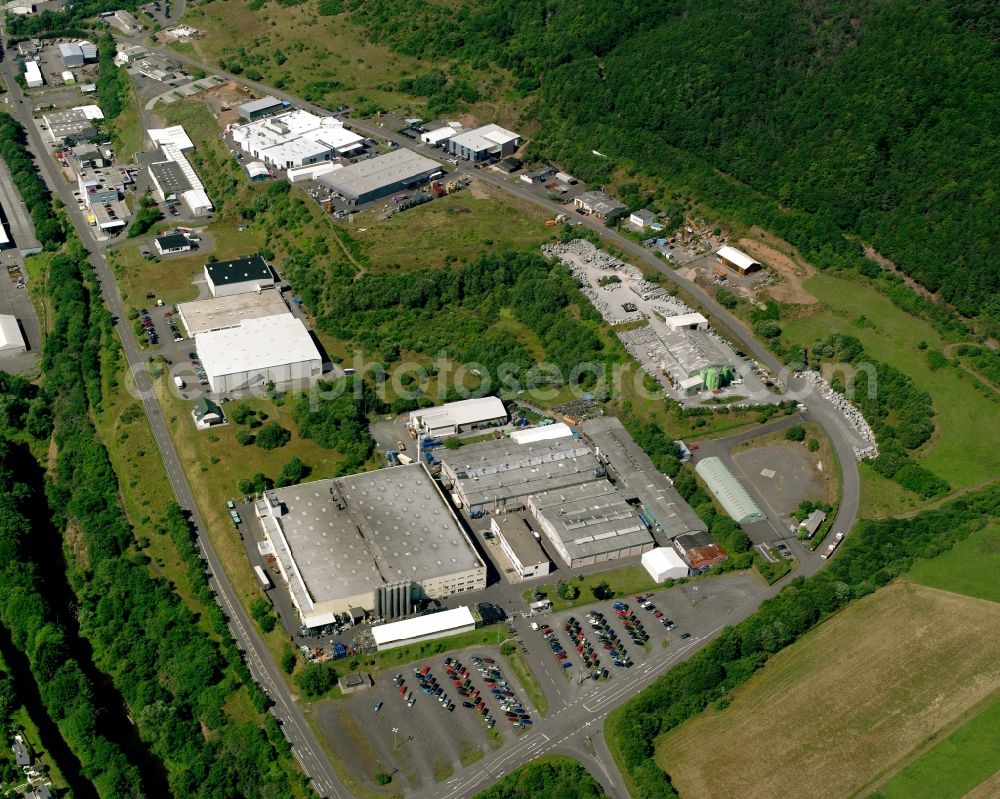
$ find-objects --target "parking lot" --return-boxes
[313,648,539,793]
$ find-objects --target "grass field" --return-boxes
[782,273,1000,496]
[655,581,1000,799]
[523,564,664,611]
[873,693,1000,799]
[502,647,548,717]
[908,524,1000,605]
[352,183,555,271]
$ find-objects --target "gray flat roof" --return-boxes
[581,416,705,539]
[650,327,734,379]
[240,96,283,114]
[319,149,441,199]
[266,464,481,606]
[439,437,600,508]
[177,289,288,335]
[529,480,653,559]
[492,515,548,567]
[149,159,192,193]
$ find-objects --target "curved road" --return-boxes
[9,26,865,798]
[0,40,346,799]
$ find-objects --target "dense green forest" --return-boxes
[350,0,1000,328]
[606,482,1000,798]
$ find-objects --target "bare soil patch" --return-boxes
[738,231,817,305]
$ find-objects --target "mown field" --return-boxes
[655,580,1000,799]
[781,273,1000,498]
[874,693,1000,799]
[908,524,1000,605]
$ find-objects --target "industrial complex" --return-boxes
[437,417,708,569]
[695,457,767,524]
[318,149,442,204]
[230,109,365,169]
[407,396,508,438]
[253,464,486,628]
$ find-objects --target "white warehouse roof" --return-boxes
[0,315,25,353]
[448,123,519,153]
[641,547,688,583]
[421,124,463,145]
[665,312,708,330]
[509,422,574,444]
[196,314,321,379]
[716,246,760,271]
[409,396,507,434]
[372,606,476,649]
[149,125,194,152]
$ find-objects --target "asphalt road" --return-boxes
[0,38,347,799]
[9,26,866,798]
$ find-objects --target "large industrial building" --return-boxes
[204,254,275,298]
[694,456,767,524]
[41,106,104,143]
[673,530,728,571]
[318,149,442,204]
[646,323,736,394]
[408,396,508,438]
[146,125,212,217]
[444,124,521,162]
[238,96,285,121]
[716,245,762,276]
[177,289,289,336]
[230,109,364,169]
[196,314,322,393]
[439,417,705,569]
[254,464,486,628]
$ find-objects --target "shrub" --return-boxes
[255,421,291,450]
[785,425,806,442]
[294,662,338,698]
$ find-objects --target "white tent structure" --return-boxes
[641,547,689,583]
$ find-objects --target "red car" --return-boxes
[654,611,664,618]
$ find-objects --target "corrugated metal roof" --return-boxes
[694,457,767,524]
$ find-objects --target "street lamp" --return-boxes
[391,727,399,751]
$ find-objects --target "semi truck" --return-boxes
[820,531,845,560]
[253,565,273,589]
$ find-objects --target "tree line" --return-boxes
[0,114,64,249]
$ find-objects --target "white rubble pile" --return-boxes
[800,370,879,460]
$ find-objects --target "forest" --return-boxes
[350,0,1000,329]
[605,482,1000,798]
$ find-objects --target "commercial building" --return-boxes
[195,314,321,393]
[420,123,463,146]
[41,106,104,143]
[285,161,341,183]
[694,457,767,524]
[444,124,521,162]
[318,149,442,204]
[0,315,26,354]
[716,245,762,276]
[372,606,477,651]
[177,288,288,336]
[58,42,84,68]
[581,417,707,541]
[77,168,119,208]
[664,312,708,331]
[112,9,141,34]
[254,464,486,628]
[154,232,192,255]
[24,60,43,87]
[641,547,689,583]
[647,325,735,393]
[490,515,550,579]
[147,126,212,217]
[672,530,728,571]
[629,209,658,229]
[238,96,285,121]
[203,254,275,298]
[148,126,195,152]
[574,190,627,221]
[508,422,574,445]
[230,110,364,169]
[527,481,655,568]
[77,40,97,61]
[407,396,508,438]
[438,436,600,514]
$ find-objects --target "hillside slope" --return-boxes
[352,0,1000,325]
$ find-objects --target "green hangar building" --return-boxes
[694,456,767,524]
